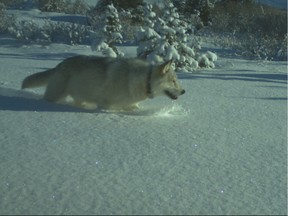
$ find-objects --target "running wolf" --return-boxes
[22,55,185,110]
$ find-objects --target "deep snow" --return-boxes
[0,36,287,215]
[0,4,287,214]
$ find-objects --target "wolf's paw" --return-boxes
[122,104,140,111]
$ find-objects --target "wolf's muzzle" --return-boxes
[165,89,185,100]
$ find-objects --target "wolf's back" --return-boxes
[22,68,55,89]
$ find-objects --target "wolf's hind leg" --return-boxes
[44,73,67,103]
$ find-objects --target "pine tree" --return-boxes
[172,0,186,17]
[92,3,124,57]
[95,0,144,12]
[38,0,66,12]
[70,0,89,15]
[146,2,180,64]
[147,1,200,71]
[137,1,217,71]
[184,0,214,26]
[136,4,160,59]
[103,4,123,46]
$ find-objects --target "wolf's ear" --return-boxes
[158,59,173,76]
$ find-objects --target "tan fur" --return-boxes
[22,55,185,110]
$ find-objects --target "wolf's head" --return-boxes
[150,60,185,100]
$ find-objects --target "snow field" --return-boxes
[0,40,287,214]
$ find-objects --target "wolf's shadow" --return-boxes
[0,87,156,115]
[0,87,177,116]
[0,87,91,113]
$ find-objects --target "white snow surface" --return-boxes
[2,0,288,205]
[0,37,287,215]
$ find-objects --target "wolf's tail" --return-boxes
[22,69,55,89]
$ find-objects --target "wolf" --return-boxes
[22,55,185,110]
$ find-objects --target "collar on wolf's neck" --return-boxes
[146,65,154,99]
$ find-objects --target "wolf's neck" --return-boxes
[146,65,154,99]
[129,68,152,102]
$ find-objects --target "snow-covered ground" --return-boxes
[0,37,287,215]
[0,7,287,215]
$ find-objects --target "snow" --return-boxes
[78,0,98,7]
[92,41,117,57]
[257,0,288,9]
[0,9,287,216]
[7,9,87,25]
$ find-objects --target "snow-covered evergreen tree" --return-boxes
[140,2,179,65]
[136,4,160,59]
[146,2,200,72]
[183,0,214,26]
[92,3,124,57]
[172,0,186,17]
[198,51,217,68]
[38,0,66,12]
[137,1,217,72]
